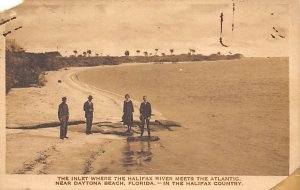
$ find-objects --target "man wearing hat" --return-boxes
[58,97,69,139]
[83,95,94,134]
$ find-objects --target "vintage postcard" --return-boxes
[0,0,299,189]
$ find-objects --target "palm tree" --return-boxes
[73,50,78,57]
[125,50,130,56]
[87,50,92,57]
[170,49,174,55]
[95,53,99,57]
[136,50,140,56]
[155,48,158,55]
[189,49,196,55]
[144,52,148,56]
[161,53,166,56]
[192,49,196,55]
[83,52,87,57]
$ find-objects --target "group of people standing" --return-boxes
[122,94,152,137]
[57,94,152,140]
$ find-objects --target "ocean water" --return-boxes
[77,58,289,175]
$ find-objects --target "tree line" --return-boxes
[5,41,243,93]
[71,48,200,57]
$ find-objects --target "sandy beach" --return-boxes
[6,64,167,175]
[6,57,289,175]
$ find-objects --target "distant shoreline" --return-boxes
[6,56,288,94]
[6,50,246,93]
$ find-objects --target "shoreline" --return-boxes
[6,63,166,128]
[5,56,287,128]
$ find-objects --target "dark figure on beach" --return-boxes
[140,96,152,137]
[123,94,134,133]
[58,97,69,139]
[83,95,94,135]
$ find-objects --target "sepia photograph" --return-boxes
[0,0,299,189]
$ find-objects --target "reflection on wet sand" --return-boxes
[61,120,180,174]
[121,120,181,172]
[123,140,153,171]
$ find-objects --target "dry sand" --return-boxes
[6,57,289,176]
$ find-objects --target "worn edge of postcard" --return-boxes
[0,0,299,190]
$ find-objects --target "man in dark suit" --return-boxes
[58,97,69,139]
[83,95,94,134]
[139,96,152,137]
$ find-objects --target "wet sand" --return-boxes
[77,57,289,175]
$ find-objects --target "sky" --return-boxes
[1,0,290,57]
